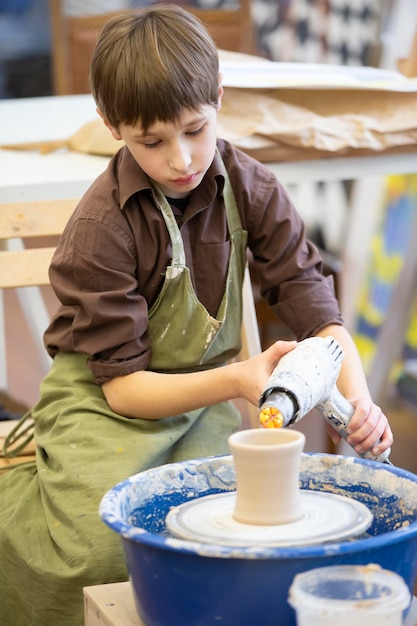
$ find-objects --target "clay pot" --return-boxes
[228,428,305,525]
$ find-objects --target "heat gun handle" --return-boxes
[316,389,391,465]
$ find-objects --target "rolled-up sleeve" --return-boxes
[46,211,152,384]
[225,144,343,339]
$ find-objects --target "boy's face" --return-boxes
[102,101,220,199]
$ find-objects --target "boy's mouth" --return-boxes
[172,174,198,186]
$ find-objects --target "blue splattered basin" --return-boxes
[99,453,417,626]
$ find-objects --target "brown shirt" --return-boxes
[45,139,343,384]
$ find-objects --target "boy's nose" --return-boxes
[168,143,192,172]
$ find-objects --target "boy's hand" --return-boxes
[326,398,393,456]
[237,340,297,408]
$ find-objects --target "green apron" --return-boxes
[0,162,248,626]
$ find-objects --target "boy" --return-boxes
[0,5,392,625]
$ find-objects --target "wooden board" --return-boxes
[83,581,417,626]
[84,582,144,626]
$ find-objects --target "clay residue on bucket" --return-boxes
[301,454,417,533]
[123,453,417,552]
[127,457,236,534]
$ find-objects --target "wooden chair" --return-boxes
[0,198,78,469]
[48,0,258,95]
[0,199,78,290]
[0,198,79,390]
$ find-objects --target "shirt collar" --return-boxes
[116,147,153,209]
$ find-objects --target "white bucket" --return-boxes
[288,564,411,626]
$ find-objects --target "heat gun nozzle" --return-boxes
[259,406,284,429]
[258,390,298,429]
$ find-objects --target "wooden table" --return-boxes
[84,580,417,626]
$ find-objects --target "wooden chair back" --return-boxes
[0,198,78,469]
[0,199,78,289]
[48,0,257,95]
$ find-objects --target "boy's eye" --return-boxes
[144,140,161,149]
[186,125,204,137]
[140,122,206,147]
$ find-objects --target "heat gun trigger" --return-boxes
[324,410,348,431]
[317,390,392,465]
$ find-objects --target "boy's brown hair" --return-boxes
[90,4,220,131]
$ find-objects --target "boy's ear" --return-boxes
[96,108,123,141]
[217,73,224,110]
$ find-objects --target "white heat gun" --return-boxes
[258,335,392,464]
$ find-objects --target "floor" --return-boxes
[3,281,417,474]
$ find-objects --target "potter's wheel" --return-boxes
[166,490,373,547]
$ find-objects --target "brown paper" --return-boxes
[67,119,122,155]
[63,86,417,162]
[216,87,417,161]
